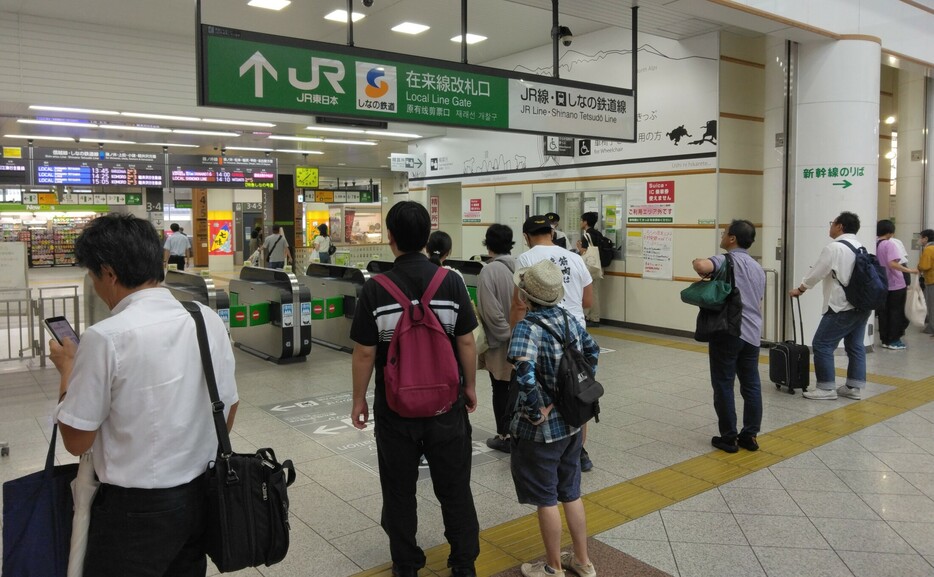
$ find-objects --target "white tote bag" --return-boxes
[581,233,604,279]
[68,452,100,577]
[906,276,927,327]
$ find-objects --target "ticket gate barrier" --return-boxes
[298,263,372,352]
[228,267,312,364]
[443,259,484,306]
[365,260,395,274]
[164,270,231,329]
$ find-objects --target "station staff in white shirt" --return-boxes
[50,214,238,577]
[163,222,191,270]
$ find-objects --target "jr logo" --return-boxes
[289,57,346,93]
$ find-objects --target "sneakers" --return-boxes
[803,387,837,400]
[521,561,565,577]
[737,434,759,451]
[560,552,597,577]
[486,435,511,453]
[711,436,738,453]
[881,340,907,350]
[836,385,862,400]
[580,448,594,472]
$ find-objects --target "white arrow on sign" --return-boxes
[239,51,277,98]
[314,424,347,435]
[270,404,296,412]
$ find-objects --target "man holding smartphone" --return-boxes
[49,214,238,577]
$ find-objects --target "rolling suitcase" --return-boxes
[770,297,810,394]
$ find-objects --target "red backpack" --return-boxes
[372,267,461,418]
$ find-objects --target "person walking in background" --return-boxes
[545,212,568,249]
[691,220,766,453]
[790,212,871,401]
[49,214,239,576]
[508,259,599,577]
[579,212,605,327]
[511,215,595,472]
[876,220,918,350]
[313,223,332,264]
[919,229,934,336]
[477,224,517,454]
[163,222,191,271]
[262,224,292,270]
[248,226,264,267]
[350,202,480,577]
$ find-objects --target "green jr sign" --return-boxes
[198,25,634,141]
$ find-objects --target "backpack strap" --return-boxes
[831,239,860,286]
[373,267,449,309]
[421,267,449,304]
[526,308,573,348]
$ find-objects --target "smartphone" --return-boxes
[44,317,79,346]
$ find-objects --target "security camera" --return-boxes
[562,34,573,47]
[554,25,573,47]
[362,0,374,6]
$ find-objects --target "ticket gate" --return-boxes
[298,263,372,352]
[443,259,485,305]
[227,267,312,364]
[365,260,395,274]
[164,270,231,329]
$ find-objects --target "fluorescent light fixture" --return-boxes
[303,126,365,134]
[450,33,487,44]
[78,138,137,144]
[4,134,75,141]
[29,105,120,115]
[225,146,275,152]
[392,22,430,34]
[72,189,93,193]
[140,142,200,148]
[19,119,95,127]
[202,118,277,127]
[98,124,172,133]
[275,149,325,155]
[122,112,202,122]
[884,150,896,159]
[172,129,240,137]
[269,135,324,142]
[322,138,377,146]
[366,130,422,138]
[884,116,896,125]
[324,9,364,22]
[247,0,291,10]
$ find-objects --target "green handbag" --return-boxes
[680,254,734,310]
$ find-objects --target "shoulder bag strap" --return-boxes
[831,239,859,286]
[269,235,283,254]
[527,314,566,347]
[421,267,449,303]
[182,301,233,458]
[372,271,413,308]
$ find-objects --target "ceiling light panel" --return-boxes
[275,149,325,154]
[29,105,119,115]
[78,138,136,144]
[247,0,291,9]
[225,146,275,152]
[366,131,422,138]
[98,125,172,133]
[139,142,200,148]
[18,119,96,127]
[324,10,364,23]
[304,126,365,134]
[172,129,240,137]
[450,34,487,44]
[322,139,377,146]
[269,135,324,142]
[392,22,430,35]
[202,119,277,127]
[4,134,75,141]
[122,112,202,122]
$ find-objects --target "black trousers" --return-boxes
[489,372,512,436]
[84,477,207,577]
[167,254,186,271]
[878,287,909,344]
[375,405,480,573]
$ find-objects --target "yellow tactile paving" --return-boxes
[349,327,934,577]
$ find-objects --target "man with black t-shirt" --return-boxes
[349,201,480,577]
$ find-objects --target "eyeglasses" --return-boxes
[829,221,837,227]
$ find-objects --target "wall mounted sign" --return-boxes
[168,155,277,189]
[0,147,28,185]
[33,148,164,186]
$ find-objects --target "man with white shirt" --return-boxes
[49,214,238,577]
[790,211,871,401]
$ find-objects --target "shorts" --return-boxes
[510,431,582,507]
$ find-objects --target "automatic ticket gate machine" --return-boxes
[442,259,485,306]
[227,267,312,364]
[298,263,373,352]
[164,270,231,329]
[365,260,395,274]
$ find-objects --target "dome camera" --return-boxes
[556,26,573,47]
[362,0,374,6]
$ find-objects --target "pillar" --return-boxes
[791,38,881,344]
[894,67,926,261]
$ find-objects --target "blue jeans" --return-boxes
[708,333,762,440]
[812,308,871,390]
[319,252,331,264]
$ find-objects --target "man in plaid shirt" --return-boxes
[508,259,600,577]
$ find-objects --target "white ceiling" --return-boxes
[0,0,781,177]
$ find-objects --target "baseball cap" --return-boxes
[523,215,552,235]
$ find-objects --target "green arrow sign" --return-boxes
[832,180,853,189]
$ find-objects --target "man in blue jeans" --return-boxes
[692,220,766,453]
[790,211,872,401]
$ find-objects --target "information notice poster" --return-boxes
[208,211,234,256]
[642,228,673,280]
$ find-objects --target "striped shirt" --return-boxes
[350,252,477,416]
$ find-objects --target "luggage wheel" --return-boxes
[0,443,8,457]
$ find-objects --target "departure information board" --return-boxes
[169,155,277,188]
[33,149,165,186]
[0,147,29,185]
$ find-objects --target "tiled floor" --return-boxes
[2,267,934,577]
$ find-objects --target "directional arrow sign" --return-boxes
[239,51,277,98]
[313,424,347,435]
[269,404,296,412]
[832,180,852,189]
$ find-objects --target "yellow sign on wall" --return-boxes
[295,167,319,189]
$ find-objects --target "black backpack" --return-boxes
[528,310,603,428]
[833,240,888,311]
[597,235,615,267]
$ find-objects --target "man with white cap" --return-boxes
[508,259,599,577]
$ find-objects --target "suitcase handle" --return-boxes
[790,296,805,345]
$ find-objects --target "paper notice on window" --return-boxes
[642,228,673,280]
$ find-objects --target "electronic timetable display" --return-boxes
[33,148,165,186]
[0,147,29,185]
[169,155,277,189]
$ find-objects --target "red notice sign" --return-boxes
[469,199,482,211]
[646,181,675,203]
